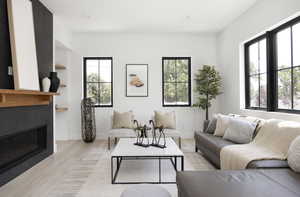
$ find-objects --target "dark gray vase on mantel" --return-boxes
[49,72,60,93]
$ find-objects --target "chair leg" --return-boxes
[179,137,182,149]
[108,137,111,150]
[114,137,118,145]
[195,146,198,152]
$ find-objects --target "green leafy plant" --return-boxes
[194,65,222,120]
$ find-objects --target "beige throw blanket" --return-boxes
[220,119,300,170]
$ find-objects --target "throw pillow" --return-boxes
[214,114,231,137]
[288,136,300,172]
[154,111,176,129]
[223,117,257,144]
[112,111,134,129]
[204,115,217,134]
[235,115,264,139]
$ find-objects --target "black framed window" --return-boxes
[275,22,300,111]
[245,37,267,109]
[162,57,191,107]
[245,16,300,113]
[83,57,113,107]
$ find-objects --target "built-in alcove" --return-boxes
[0,126,47,174]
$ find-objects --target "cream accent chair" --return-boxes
[107,111,136,150]
[152,111,182,148]
[108,128,136,150]
[164,129,182,148]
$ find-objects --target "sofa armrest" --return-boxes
[246,160,289,169]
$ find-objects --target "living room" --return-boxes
[0,0,300,197]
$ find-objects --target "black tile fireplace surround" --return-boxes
[0,0,54,187]
[0,125,47,174]
[0,105,53,187]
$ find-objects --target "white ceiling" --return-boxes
[41,0,258,33]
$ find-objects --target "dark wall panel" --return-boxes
[32,0,53,81]
[0,0,54,187]
[0,0,13,89]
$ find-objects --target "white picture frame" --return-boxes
[7,0,40,91]
[126,64,148,97]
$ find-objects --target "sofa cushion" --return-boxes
[108,129,136,138]
[204,116,217,134]
[154,111,176,129]
[195,132,235,156]
[223,118,257,144]
[164,129,181,137]
[214,114,231,137]
[177,169,300,197]
[112,111,134,129]
[260,169,300,195]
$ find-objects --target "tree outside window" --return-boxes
[162,57,191,106]
[84,58,113,107]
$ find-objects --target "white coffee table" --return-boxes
[111,138,184,184]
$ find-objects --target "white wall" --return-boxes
[217,0,300,121]
[69,33,218,139]
[54,16,72,49]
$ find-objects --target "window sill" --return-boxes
[92,105,113,108]
[163,105,191,108]
[240,108,300,117]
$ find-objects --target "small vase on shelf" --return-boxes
[49,72,60,93]
[42,77,51,92]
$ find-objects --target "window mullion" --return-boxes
[245,45,250,108]
[258,42,261,107]
[266,31,276,111]
[98,60,101,105]
[291,26,294,109]
[175,60,178,104]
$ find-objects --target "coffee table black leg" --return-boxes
[181,156,184,171]
[111,156,123,184]
[111,157,114,184]
[175,156,177,171]
[158,157,161,183]
[117,157,120,170]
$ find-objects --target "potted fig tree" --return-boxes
[194,65,222,130]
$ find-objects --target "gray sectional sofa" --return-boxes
[194,131,289,169]
[177,169,300,197]
[176,116,299,197]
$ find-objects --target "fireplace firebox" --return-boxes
[0,105,53,187]
[0,126,47,174]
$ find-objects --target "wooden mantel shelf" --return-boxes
[0,89,59,108]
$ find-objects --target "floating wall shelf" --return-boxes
[0,89,58,108]
[55,106,68,112]
[55,64,66,70]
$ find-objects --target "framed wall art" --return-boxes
[126,64,148,97]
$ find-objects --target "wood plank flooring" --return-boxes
[0,139,215,197]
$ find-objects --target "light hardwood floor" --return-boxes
[0,139,215,197]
